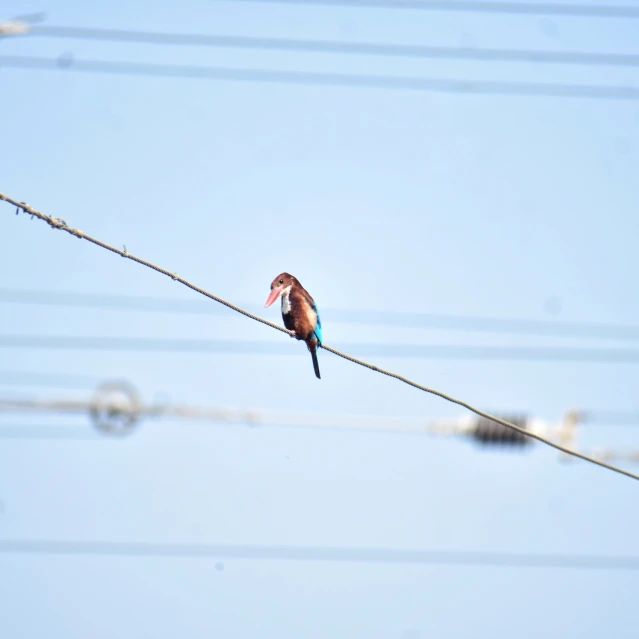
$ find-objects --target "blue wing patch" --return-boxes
[313,305,323,345]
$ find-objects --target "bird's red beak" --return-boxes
[265,287,282,308]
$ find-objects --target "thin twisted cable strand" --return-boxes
[2,192,638,482]
[0,194,292,338]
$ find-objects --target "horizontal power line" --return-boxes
[0,387,622,463]
[4,288,639,342]
[2,376,635,427]
[1,538,638,569]
[230,0,639,19]
[2,54,638,100]
[2,335,639,361]
[23,25,639,68]
[0,392,560,442]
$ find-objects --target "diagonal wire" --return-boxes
[0,195,289,337]
[2,192,638,482]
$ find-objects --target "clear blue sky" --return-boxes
[1,1,639,637]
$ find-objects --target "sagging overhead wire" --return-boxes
[2,192,638,482]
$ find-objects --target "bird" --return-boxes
[264,272,323,379]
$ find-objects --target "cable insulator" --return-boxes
[90,380,141,436]
[472,415,532,446]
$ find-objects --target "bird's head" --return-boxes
[265,272,295,307]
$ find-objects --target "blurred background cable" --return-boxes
[2,379,630,468]
[4,287,639,340]
[227,0,639,19]
[3,334,639,361]
[0,23,633,68]
[2,54,638,100]
[2,538,639,569]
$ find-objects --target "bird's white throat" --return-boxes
[280,286,292,314]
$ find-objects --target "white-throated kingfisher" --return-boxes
[264,272,323,379]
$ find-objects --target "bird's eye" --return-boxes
[279,279,284,284]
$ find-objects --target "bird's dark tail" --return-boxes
[308,341,321,379]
